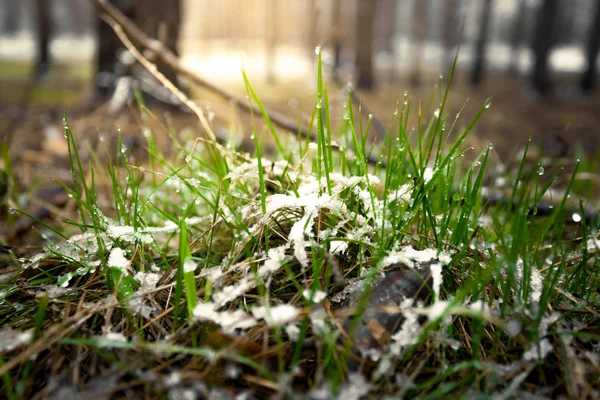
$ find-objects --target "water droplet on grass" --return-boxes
[537,167,545,176]
[572,213,582,223]
[314,45,321,55]
[8,207,15,214]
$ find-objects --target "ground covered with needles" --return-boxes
[1,55,600,399]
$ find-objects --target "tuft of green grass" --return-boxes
[0,52,598,399]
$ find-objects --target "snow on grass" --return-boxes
[389,298,421,356]
[252,304,300,326]
[303,289,326,303]
[193,302,257,333]
[107,247,130,271]
[0,327,32,352]
[182,258,198,274]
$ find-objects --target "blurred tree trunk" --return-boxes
[581,0,600,92]
[34,0,51,78]
[471,0,493,86]
[410,0,428,87]
[2,0,20,35]
[442,0,460,74]
[508,0,527,76]
[95,0,182,98]
[332,0,342,78]
[379,0,397,54]
[355,0,378,90]
[531,0,559,95]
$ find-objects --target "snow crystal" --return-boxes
[107,248,130,271]
[423,167,435,184]
[193,302,256,333]
[0,328,32,351]
[505,319,522,337]
[337,373,370,400]
[515,258,544,303]
[390,298,421,355]
[329,240,348,254]
[522,338,553,361]
[430,263,443,302]
[252,304,299,325]
[182,258,197,274]
[104,332,128,343]
[289,215,312,268]
[382,246,446,268]
[285,324,300,341]
[259,245,287,278]
[134,271,160,291]
[303,289,326,303]
[468,300,491,317]
[212,277,254,307]
[426,300,449,320]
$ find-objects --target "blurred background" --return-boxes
[1,0,600,164]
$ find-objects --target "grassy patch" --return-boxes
[0,54,599,399]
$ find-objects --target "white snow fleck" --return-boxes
[134,271,160,291]
[329,240,348,255]
[259,245,287,278]
[522,338,553,361]
[285,324,300,341]
[423,167,435,184]
[212,277,254,307]
[0,328,32,351]
[426,300,449,320]
[252,304,299,326]
[390,298,421,355]
[193,302,256,333]
[107,247,130,271]
[303,289,326,303]
[104,332,128,343]
[182,258,197,274]
[430,263,443,302]
[337,372,370,400]
[468,300,491,317]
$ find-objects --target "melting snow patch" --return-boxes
[252,304,299,326]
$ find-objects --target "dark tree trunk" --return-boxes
[2,0,20,35]
[379,0,397,54]
[34,0,51,78]
[508,0,527,76]
[471,0,493,86]
[531,0,559,95]
[581,0,600,92]
[355,0,378,90]
[95,0,182,98]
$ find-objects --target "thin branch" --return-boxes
[103,14,216,142]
